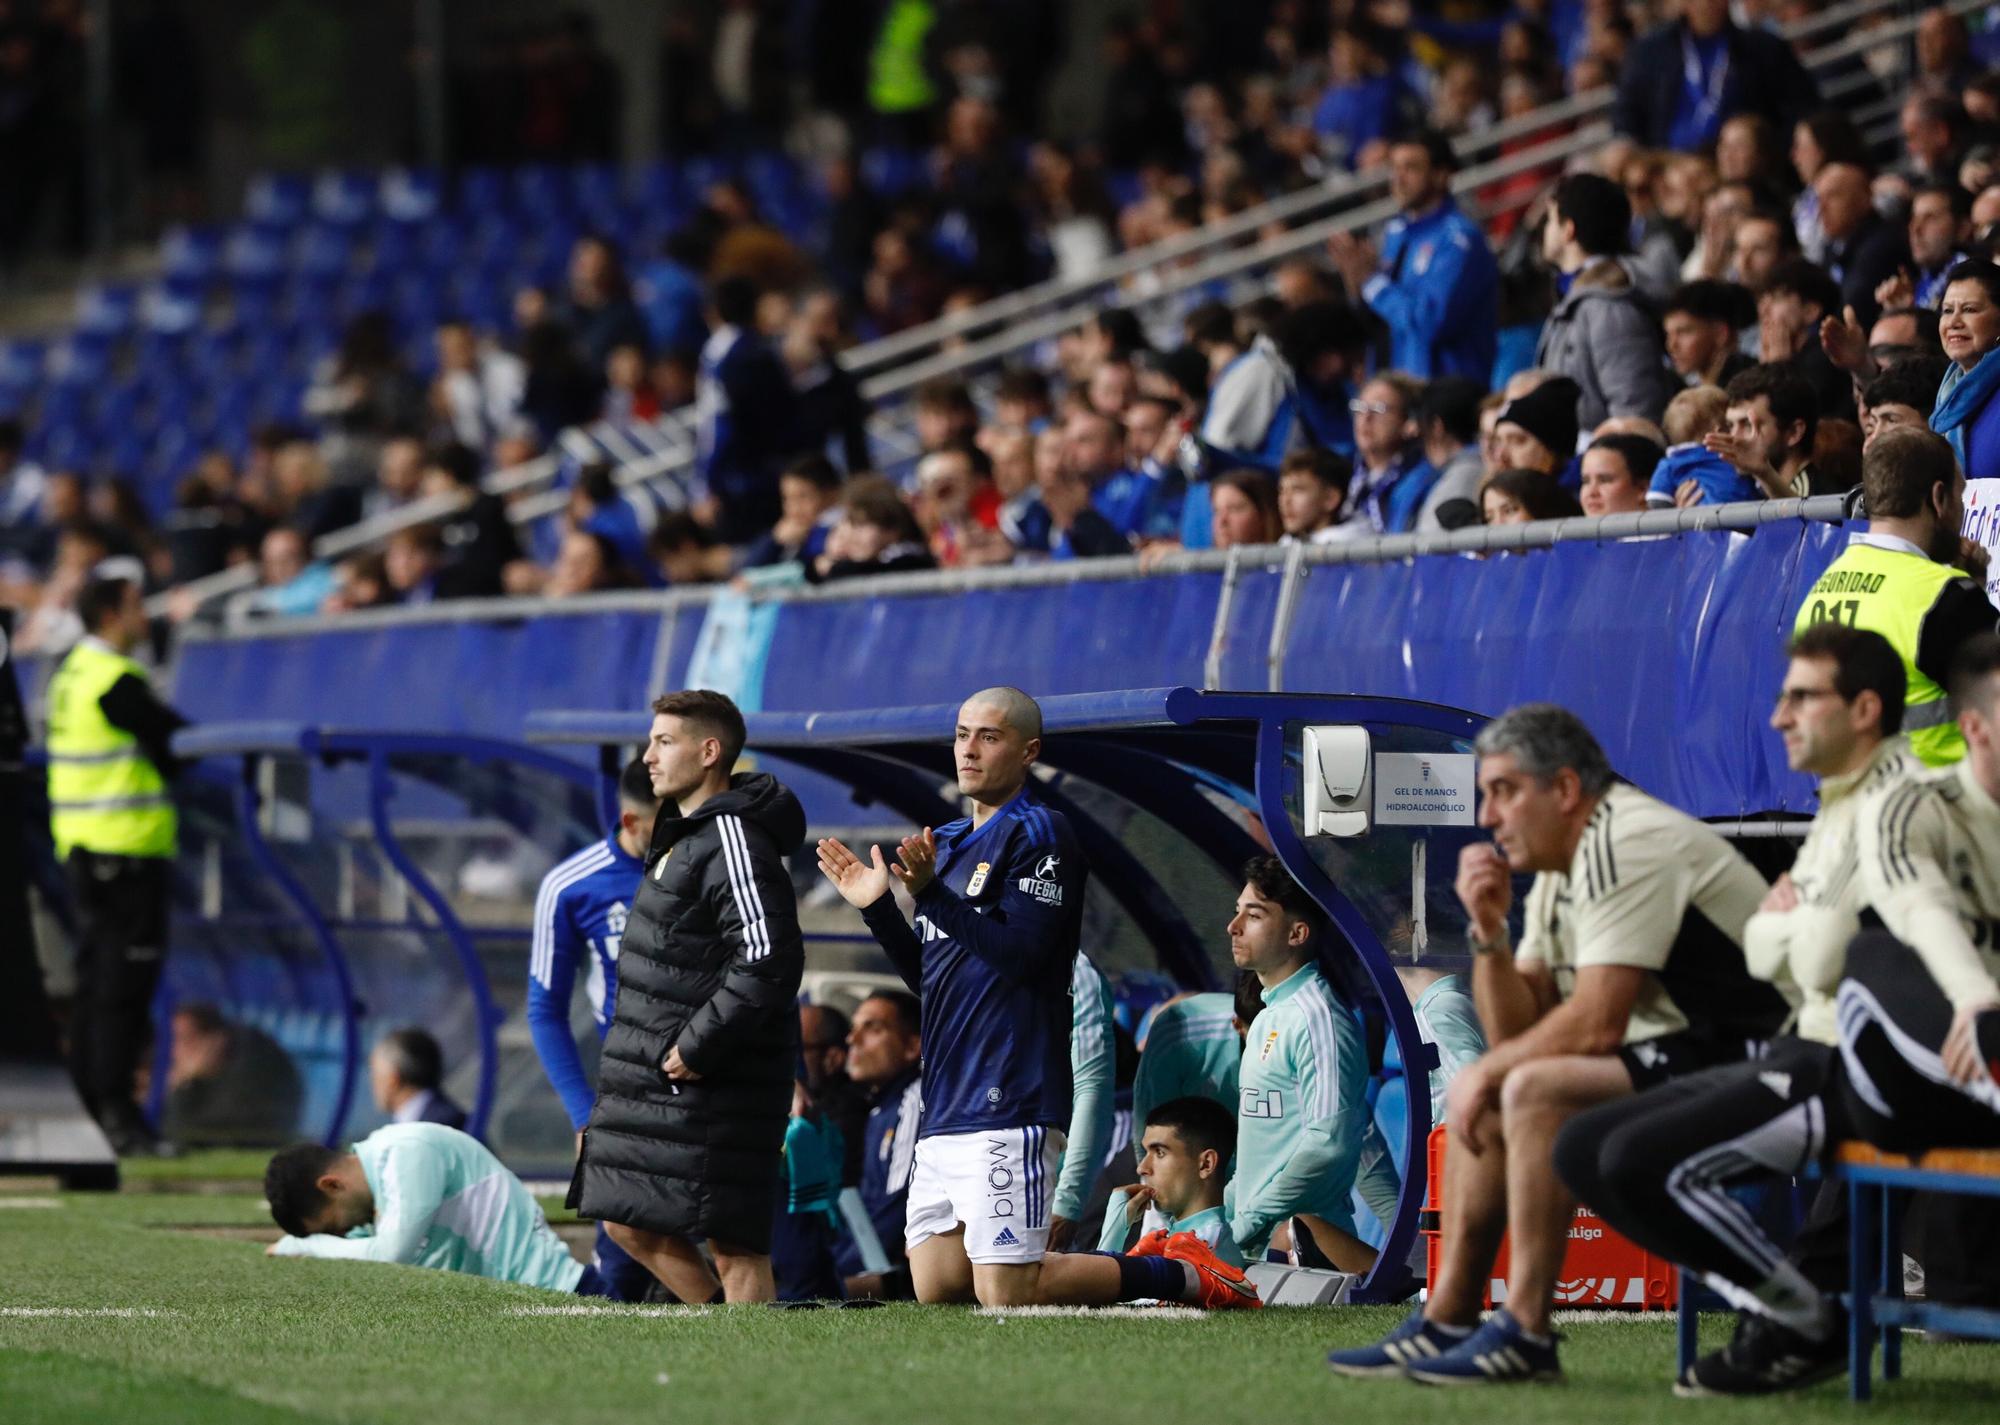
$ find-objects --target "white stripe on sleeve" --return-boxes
[716,815,772,961]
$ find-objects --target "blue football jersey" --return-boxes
[525,835,645,1131]
[860,786,1087,1140]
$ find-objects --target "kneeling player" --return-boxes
[817,686,1256,1310]
[263,1122,609,1294]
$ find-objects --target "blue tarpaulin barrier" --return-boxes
[160,522,1847,817]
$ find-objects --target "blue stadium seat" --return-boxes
[73,283,140,339]
[139,284,204,337]
[860,146,928,200]
[44,334,114,388]
[572,163,622,215]
[190,321,245,375]
[465,214,528,274]
[37,422,92,471]
[634,160,690,228]
[417,212,467,271]
[100,427,150,478]
[146,423,202,499]
[229,282,283,336]
[244,172,311,230]
[512,164,576,221]
[0,338,45,396]
[337,269,395,323]
[680,154,733,198]
[446,269,512,334]
[291,222,357,283]
[378,167,443,223]
[389,273,443,342]
[457,166,511,220]
[311,169,377,228]
[159,224,224,293]
[362,217,423,278]
[223,223,288,289]
[134,325,195,378]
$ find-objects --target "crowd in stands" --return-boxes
[9,3,2000,646]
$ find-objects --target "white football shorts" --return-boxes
[904,1125,1067,1264]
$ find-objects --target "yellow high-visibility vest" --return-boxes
[46,639,176,859]
[1794,541,1968,766]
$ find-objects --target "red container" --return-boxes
[1420,1125,1677,1310]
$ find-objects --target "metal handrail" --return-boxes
[173,492,1850,647]
[832,0,1925,375]
[152,0,1943,619]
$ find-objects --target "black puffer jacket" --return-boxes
[570,772,805,1250]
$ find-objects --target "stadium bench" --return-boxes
[1839,1142,2000,1400]
[1672,1143,2000,1399]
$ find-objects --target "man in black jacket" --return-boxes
[1814,162,1910,330]
[570,689,805,1304]
[1612,0,1817,153]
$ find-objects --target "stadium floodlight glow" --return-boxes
[1302,725,1371,839]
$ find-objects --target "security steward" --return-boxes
[45,562,187,1155]
[1794,427,1994,766]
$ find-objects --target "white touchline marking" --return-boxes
[0,1307,185,1318]
[974,1306,1205,1320]
[0,1198,61,1209]
[505,1304,716,1317]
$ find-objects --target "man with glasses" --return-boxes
[1793,426,1993,766]
[1345,373,1433,533]
[1556,624,1915,1396]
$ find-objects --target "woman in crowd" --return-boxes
[1931,259,2000,482]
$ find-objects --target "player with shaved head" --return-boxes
[817,688,1258,1309]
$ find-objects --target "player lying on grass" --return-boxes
[816,684,1256,1310]
[263,1122,614,1296]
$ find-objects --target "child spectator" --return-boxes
[1650,384,1761,506]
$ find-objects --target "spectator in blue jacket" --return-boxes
[696,277,801,540]
[1312,23,1422,171]
[1932,259,2000,483]
[1198,300,1366,477]
[1649,384,1762,507]
[634,231,710,358]
[1327,130,1498,383]
[1611,0,1818,152]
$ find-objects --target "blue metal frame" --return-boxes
[360,748,503,1142]
[529,686,1487,1304]
[172,722,606,1146]
[1843,1160,2000,1401]
[223,757,366,1147]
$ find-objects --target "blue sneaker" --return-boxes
[1326,1307,1475,1379]
[1404,1308,1562,1386]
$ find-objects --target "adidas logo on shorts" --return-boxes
[992,1227,1020,1248]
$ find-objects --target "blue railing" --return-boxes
[130,499,1851,820]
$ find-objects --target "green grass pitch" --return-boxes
[3,1162,1998,1425]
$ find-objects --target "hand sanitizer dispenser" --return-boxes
[1303,725,1371,838]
